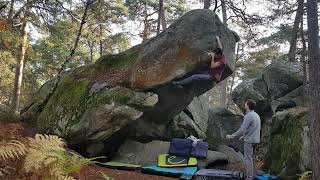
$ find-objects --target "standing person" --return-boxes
[172,36,227,87]
[226,99,261,180]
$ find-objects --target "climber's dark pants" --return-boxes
[175,71,213,86]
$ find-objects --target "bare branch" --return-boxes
[213,0,218,12]
[55,0,80,21]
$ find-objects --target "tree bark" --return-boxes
[160,2,167,30]
[99,24,103,57]
[157,0,164,34]
[300,19,308,99]
[288,0,304,62]
[203,0,211,9]
[306,0,320,178]
[11,21,28,112]
[219,0,228,108]
[221,0,228,26]
[11,0,31,112]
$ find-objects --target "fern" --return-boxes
[298,171,312,180]
[0,134,94,179]
[24,134,94,179]
[24,134,65,172]
[56,151,97,174]
[0,140,26,161]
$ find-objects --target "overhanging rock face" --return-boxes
[130,9,238,89]
[22,9,238,155]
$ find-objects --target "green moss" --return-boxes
[37,75,92,134]
[264,110,309,180]
[36,47,139,137]
[37,74,135,136]
[95,48,138,70]
[72,64,101,79]
[86,87,134,109]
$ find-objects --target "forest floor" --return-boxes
[0,121,247,180]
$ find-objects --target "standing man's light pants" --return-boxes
[244,142,256,179]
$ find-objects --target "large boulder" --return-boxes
[217,145,244,163]
[130,9,237,89]
[271,85,305,112]
[127,94,209,142]
[262,62,303,100]
[206,108,243,151]
[232,61,304,117]
[112,140,170,166]
[231,78,272,120]
[197,150,229,168]
[22,9,237,155]
[264,108,310,179]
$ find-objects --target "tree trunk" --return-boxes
[40,0,96,109]
[8,0,14,19]
[221,0,228,26]
[11,21,28,112]
[213,0,218,12]
[157,0,164,34]
[300,19,308,99]
[11,0,32,112]
[226,43,240,108]
[142,3,150,41]
[306,0,320,178]
[160,2,167,30]
[87,40,94,64]
[57,0,95,75]
[219,0,228,108]
[288,0,304,62]
[203,0,211,9]
[99,24,103,57]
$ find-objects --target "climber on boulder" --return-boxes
[172,36,227,87]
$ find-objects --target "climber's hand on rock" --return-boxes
[205,51,215,58]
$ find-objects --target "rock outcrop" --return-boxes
[22,9,238,156]
[206,108,243,151]
[232,61,304,118]
[127,93,210,142]
[112,140,170,166]
[264,108,310,178]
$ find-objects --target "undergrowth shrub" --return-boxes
[0,134,100,180]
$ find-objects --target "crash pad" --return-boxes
[96,161,141,170]
[194,169,243,179]
[255,174,279,180]
[142,166,197,177]
[158,154,197,167]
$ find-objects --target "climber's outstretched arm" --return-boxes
[216,36,222,49]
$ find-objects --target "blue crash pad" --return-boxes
[142,166,197,177]
[255,174,279,180]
